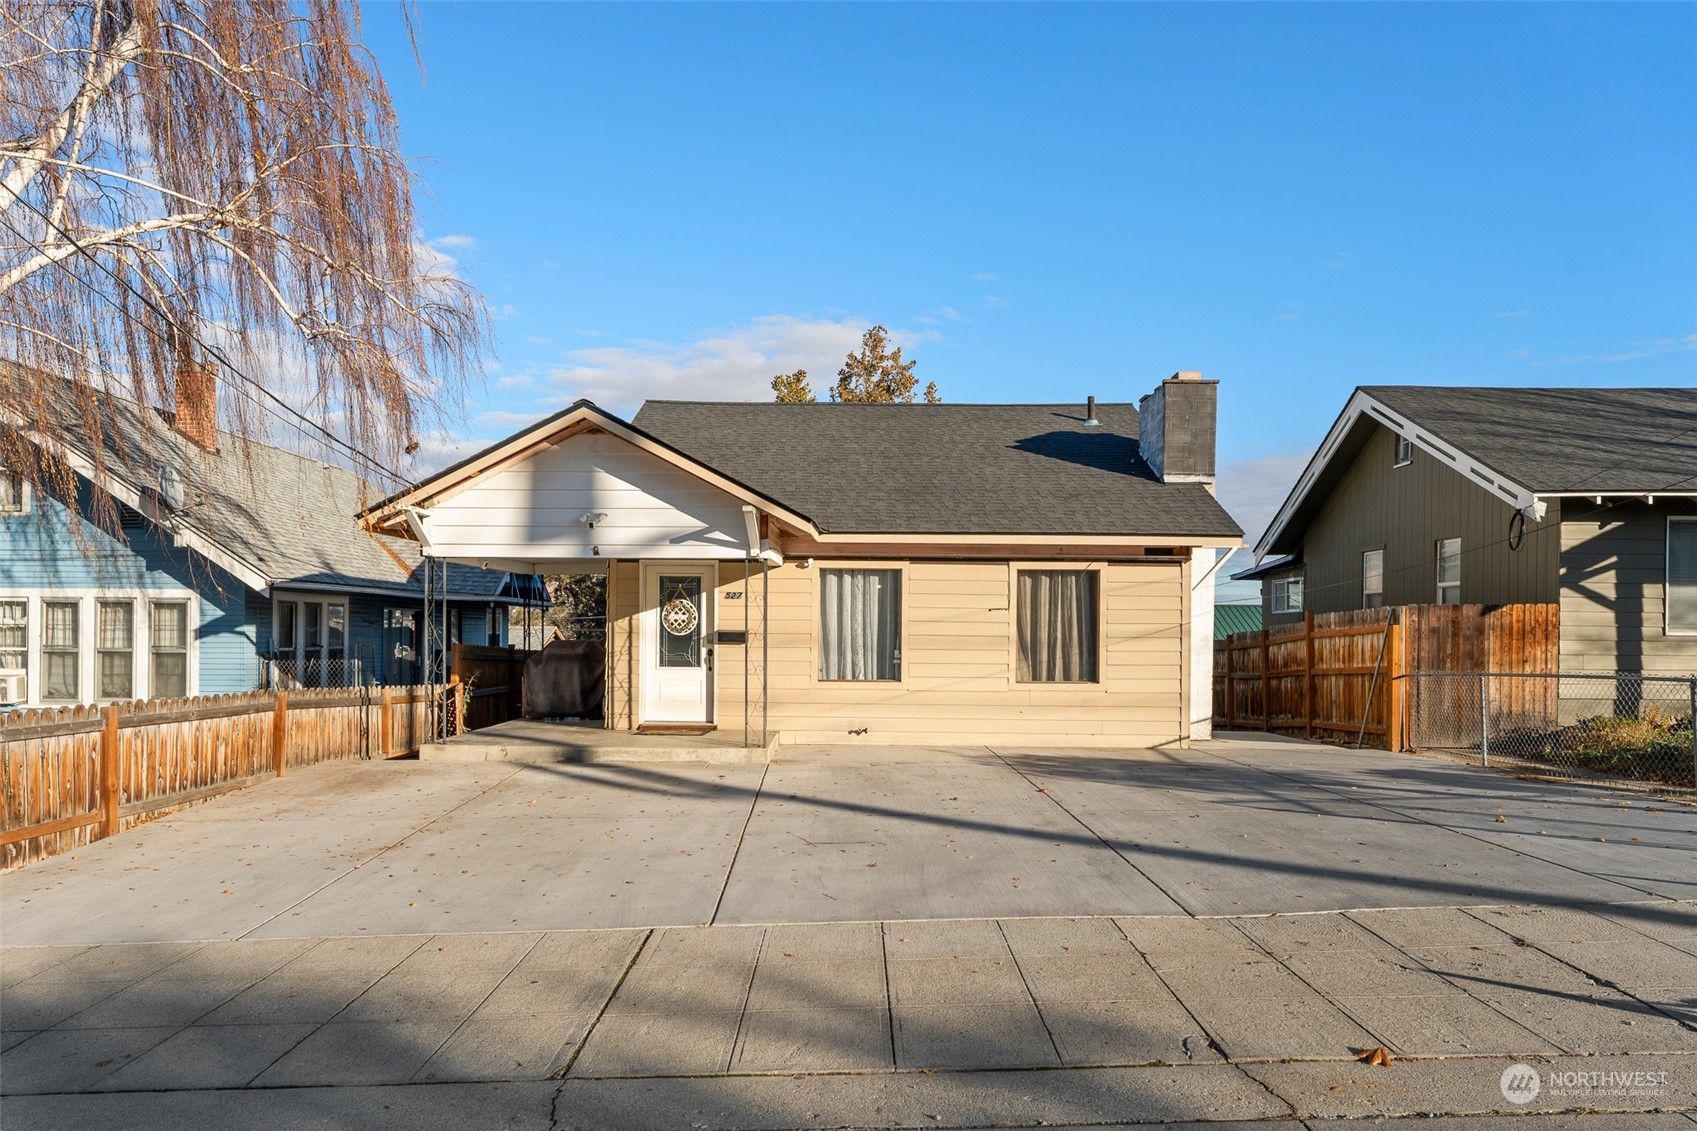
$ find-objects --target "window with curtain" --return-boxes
[819,569,901,681]
[151,600,189,698]
[1669,519,1697,633]
[0,600,26,674]
[1436,537,1461,605]
[97,600,134,700]
[1016,570,1098,683]
[1363,549,1384,609]
[43,600,79,700]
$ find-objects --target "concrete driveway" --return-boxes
[5,735,1696,1128]
[4,734,1693,946]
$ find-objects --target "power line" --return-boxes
[0,195,411,488]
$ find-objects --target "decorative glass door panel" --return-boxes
[658,576,702,668]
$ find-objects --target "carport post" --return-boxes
[743,554,750,748]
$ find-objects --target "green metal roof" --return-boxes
[1214,603,1263,640]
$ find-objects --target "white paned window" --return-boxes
[0,600,25,672]
[97,600,135,700]
[151,600,189,698]
[819,569,901,681]
[1668,518,1697,634]
[1394,435,1413,467]
[43,600,79,700]
[0,467,25,514]
[1271,575,1304,614]
[1016,569,1098,683]
[1363,549,1385,609]
[1436,537,1462,605]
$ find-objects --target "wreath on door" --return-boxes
[661,587,699,636]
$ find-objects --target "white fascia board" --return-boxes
[1254,391,1542,559]
[34,430,275,594]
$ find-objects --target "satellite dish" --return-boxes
[158,464,188,511]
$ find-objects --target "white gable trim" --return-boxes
[363,401,821,540]
[16,425,275,594]
[1254,390,1542,560]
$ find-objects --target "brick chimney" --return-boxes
[174,362,218,451]
[1138,370,1217,485]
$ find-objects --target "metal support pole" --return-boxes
[743,555,750,749]
[1689,678,1695,789]
[1479,671,1489,767]
[761,559,769,749]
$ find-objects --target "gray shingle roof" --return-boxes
[1363,386,1697,494]
[630,400,1241,538]
[33,382,516,599]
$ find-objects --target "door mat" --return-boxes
[636,724,717,736]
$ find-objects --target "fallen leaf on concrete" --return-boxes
[1495,815,1507,823]
[1356,1046,1394,1067]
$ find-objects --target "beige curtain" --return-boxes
[820,569,901,680]
[1017,570,1097,682]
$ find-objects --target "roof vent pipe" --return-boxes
[1084,396,1100,426]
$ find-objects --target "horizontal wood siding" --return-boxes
[1268,423,1559,625]
[424,431,751,561]
[1560,499,1697,676]
[726,558,1185,746]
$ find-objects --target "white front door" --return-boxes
[641,564,714,724]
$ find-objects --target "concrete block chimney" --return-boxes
[174,362,218,451]
[1138,370,1217,486]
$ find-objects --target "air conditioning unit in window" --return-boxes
[0,671,25,707]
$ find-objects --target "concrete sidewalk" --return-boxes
[4,904,1694,1125]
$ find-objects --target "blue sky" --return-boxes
[367,2,1696,589]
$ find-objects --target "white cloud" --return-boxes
[430,234,478,251]
[1555,333,1697,365]
[492,304,521,321]
[1214,450,1314,550]
[1493,309,1531,319]
[529,314,927,416]
[972,272,998,282]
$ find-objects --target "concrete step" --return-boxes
[419,719,774,764]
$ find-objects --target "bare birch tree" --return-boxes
[0,0,486,512]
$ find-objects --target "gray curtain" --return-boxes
[1017,570,1098,682]
[820,569,900,680]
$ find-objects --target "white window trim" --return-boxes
[1436,537,1462,605]
[269,591,354,688]
[1667,516,1697,636]
[0,466,30,516]
[0,590,199,708]
[1362,548,1385,608]
[1271,573,1304,614]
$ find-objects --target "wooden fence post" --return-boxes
[1303,611,1315,740]
[380,689,395,758]
[1260,630,1271,733]
[1386,621,1404,751]
[1224,640,1236,730]
[272,692,289,776]
[100,704,120,839]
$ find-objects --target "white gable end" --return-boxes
[422,430,752,565]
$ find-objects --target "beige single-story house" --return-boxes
[360,372,1241,747]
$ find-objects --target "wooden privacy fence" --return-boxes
[450,644,536,731]
[1212,603,1560,750]
[1,685,438,870]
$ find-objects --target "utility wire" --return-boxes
[0,194,412,489]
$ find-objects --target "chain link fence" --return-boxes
[1409,671,1696,793]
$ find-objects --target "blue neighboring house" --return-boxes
[0,379,540,709]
